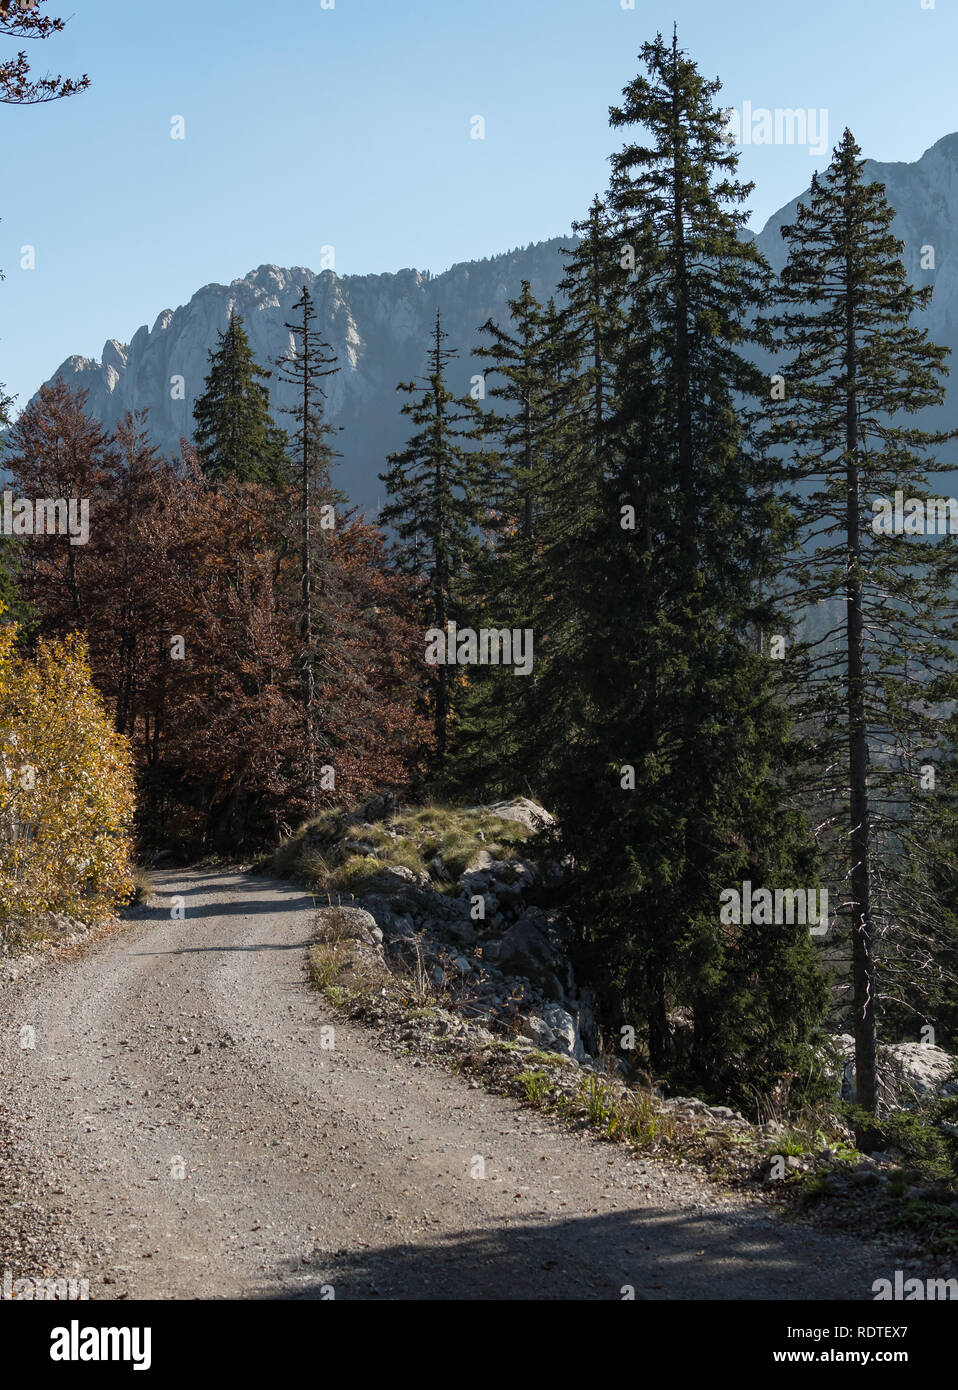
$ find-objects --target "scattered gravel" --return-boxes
[0,869,941,1300]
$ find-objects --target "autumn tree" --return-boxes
[9,389,427,853]
[147,468,426,851]
[93,412,182,739]
[0,0,89,107]
[4,381,115,628]
[0,613,135,937]
[305,520,431,804]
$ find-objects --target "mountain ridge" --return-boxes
[28,133,958,508]
[35,238,571,511]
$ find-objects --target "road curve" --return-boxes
[0,868,882,1300]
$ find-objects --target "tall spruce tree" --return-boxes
[451,205,629,801]
[771,129,957,1121]
[274,286,342,812]
[193,311,290,486]
[445,285,579,797]
[379,311,489,775]
[522,197,630,791]
[555,197,626,489]
[541,31,827,1100]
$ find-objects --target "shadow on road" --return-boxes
[250,1206,865,1301]
[125,894,317,926]
[129,939,314,956]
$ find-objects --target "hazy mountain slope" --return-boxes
[38,240,569,512]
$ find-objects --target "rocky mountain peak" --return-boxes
[29,137,958,505]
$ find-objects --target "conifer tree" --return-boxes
[543,31,827,1097]
[555,196,626,488]
[476,282,558,546]
[522,197,630,792]
[379,311,489,774]
[771,129,957,1120]
[447,287,580,797]
[193,311,290,486]
[274,286,342,812]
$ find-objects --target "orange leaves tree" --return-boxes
[6,386,430,855]
[149,463,431,851]
[0,613,135,936]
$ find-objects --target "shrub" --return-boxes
[0,618,135,936]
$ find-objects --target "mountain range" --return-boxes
[31,132,958,510]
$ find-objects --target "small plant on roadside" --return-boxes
[127,868,153,905]
[518,1069,550,1105]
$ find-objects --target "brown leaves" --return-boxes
[0,1,90,106]
[9,390,430,854]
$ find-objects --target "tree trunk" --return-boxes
[844,239,877,1120]
[647,965,672,1070]
[301,359,316,815]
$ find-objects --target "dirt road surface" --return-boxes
[0,869,885,1300]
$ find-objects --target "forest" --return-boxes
[3,23,958,1154]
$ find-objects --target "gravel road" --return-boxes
[0,868,889,1300]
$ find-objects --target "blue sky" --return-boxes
[1,0,956,412]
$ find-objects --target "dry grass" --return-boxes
[305,907,392,1008]
[129,867,153,905]
[262,801,533,897]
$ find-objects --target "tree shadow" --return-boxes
[130,939,313,956]
[125,892,318,926]
[249,1206,867,1301]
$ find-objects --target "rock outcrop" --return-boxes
[833,1033,958,1109]
[300,796,595,1062]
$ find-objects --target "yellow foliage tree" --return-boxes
[0,609,135,936]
